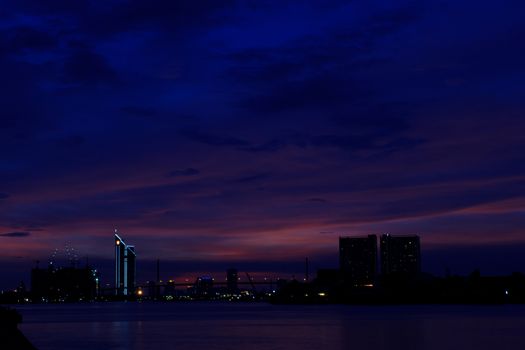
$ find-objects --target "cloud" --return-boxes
[55,135,86,148]
[241,75,368,114]
[0,231,30,238]
[238,131,425,155]
[307,198,327,203]
[240,139,288,153]
[331,111,411,134]
[121,106,158,118]
[63,50,118,85]
[180,129,249,147]
[6,0,92,15]
[85,0,235,39]
[365,4,423,37]
[167,168,200,177]
[310,134,376,151]
[225,5,423,114]
[234,173,270,183]
[0,26,57,55]
[312,134,426,154]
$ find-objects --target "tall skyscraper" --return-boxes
[380,234,421,277]
[115,231,136,296]
[339,235,377,287]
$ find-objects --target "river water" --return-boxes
[15,302,525,350]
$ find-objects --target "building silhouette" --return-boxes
[227,268,238,293]
[194,276,214,298]
[339,235,377,287]
[115,232,136,296]
[165,280,176,297]
[31,265,99,302]
[380,234,421,277]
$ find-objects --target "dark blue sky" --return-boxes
[1,0,524,289]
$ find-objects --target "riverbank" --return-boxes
[0,306,37,350]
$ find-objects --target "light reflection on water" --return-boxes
[16,302,525,350]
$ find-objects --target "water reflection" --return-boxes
[16,303,525,350]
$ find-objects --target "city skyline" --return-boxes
[2,230,524,305]
[0,229,518,294]
[1,0,525,290]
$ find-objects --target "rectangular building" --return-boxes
[339,235,377,287]
[380,234,421,277]
[31,266,99,302]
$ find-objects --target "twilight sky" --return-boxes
[1,0,525,289]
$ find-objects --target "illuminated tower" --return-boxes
[115,231,136,296]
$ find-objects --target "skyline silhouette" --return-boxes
[2,232,524,305]
[3,228,525,292]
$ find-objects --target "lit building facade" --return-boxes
[115,232,136,296]
[339,235,377,287]
[380,234,421,277]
